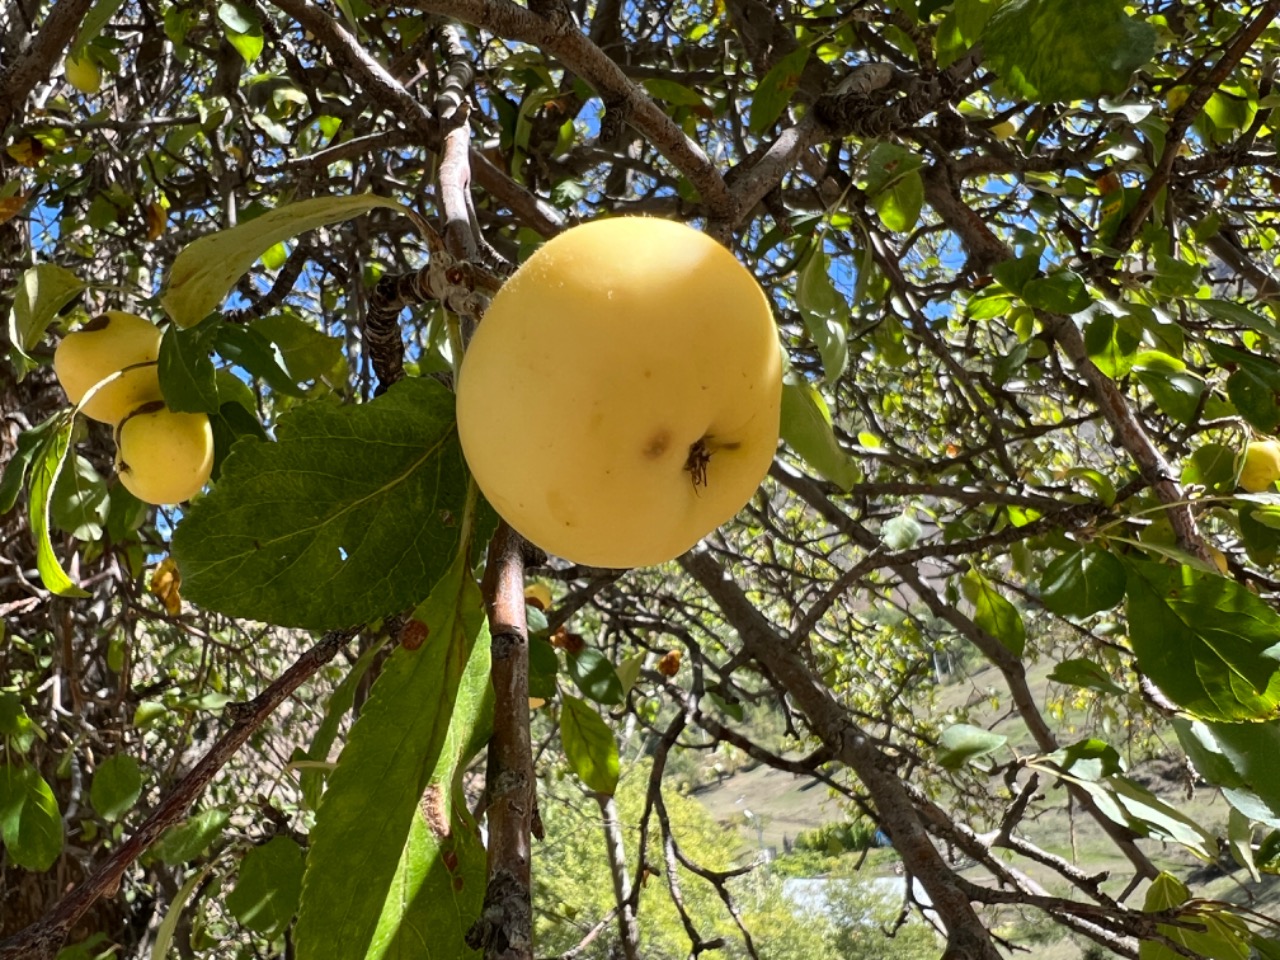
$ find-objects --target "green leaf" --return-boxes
[366,582,492,960]
[214,323,308,398]
[173,379,479,630]
[159,316,221,414]
[151,808,230,865]
[991,254,1039,296]
[1143,871,1187,913]
[1209,343,1280,432]
[981,0,1157,103]
[780,378,860,491]
[50,454,108,542]
[0,693,39,752]
[1227,368,1280,432]
[0,763,63,871]
[561,695,619,795]
[1039,547,1125,617]
[209,401,269,481]
[1239,502,1280,565]
[642,78,708,108]
[70,0,126,56]
[749,47,809,134]
[90,754,142,822]
[1021,271,1091,314]
[1047,765,1218,860]
[1182,443,1238,494]
[863,142,924,197]
[161,194,407,329]
[1124,561,1280,722]
[218,2,263,63]
[872,170,924,232]
[367,799,486,960]
[1048,658,1126,697]
[227,837,306,939]
[881,512,922,550]
[27,414,88,598]
[1139,873,1251,960]
[294,555,489,960]
[1083,310,1139,378]
[1044,738,1125,781]
[151,864,214,960]
[615,653,644,699]
[566,647,624,706]
[299,638,386,811]
[1133,352,1204,425]
[0,414,65,515]
[796,245,849,382]
[6,264,86,361]
[1201,299,1280,340]
[936,724,1007,770]
[936,0,997,67]
[1228,807,1260,882]
[962,572,1025,657]
[251,313,345,384]
[1173,718,1280,828]
[528,637,559,701]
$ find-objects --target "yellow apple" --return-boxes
[54,311,163,424]
[524,583,553,611]
[114,403,214,505]
[456,217,782,568]
[63,53,102,95]
[1239,440,1280,493]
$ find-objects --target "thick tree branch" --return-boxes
[0,0,96,132]
[271,0,563,237]
[470,523,534,960]
[769,463,1162,882]
[679,549,1005,960]
[436,23,479,261]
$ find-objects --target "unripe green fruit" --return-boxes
[54,311,162,423]
[1240,440,1280,493]
[114,403,214,505]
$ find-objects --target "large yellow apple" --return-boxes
[1239,440,1280,492]
[114,403,214,505]
[54,311,163,424]
[456,217,782,568]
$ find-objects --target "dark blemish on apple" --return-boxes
[644,430,671,459]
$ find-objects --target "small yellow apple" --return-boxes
[63,53,102,95]
[54,311,163,424]
[524,583,553,611]
[114,403,214,505]
[990,119,1019,141]
[457,217,782,568]
[1239,440,1280,493]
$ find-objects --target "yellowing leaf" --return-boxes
[149,557,182,615]
[161,194,409,329]
[0,194,28,227]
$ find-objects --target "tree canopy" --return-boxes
[4,1,1280,959]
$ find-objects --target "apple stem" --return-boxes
[684,438,711,491]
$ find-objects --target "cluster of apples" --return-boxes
[54,312,214,505]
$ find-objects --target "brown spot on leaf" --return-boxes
[419,785,451,840]
[400,619,429,651]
